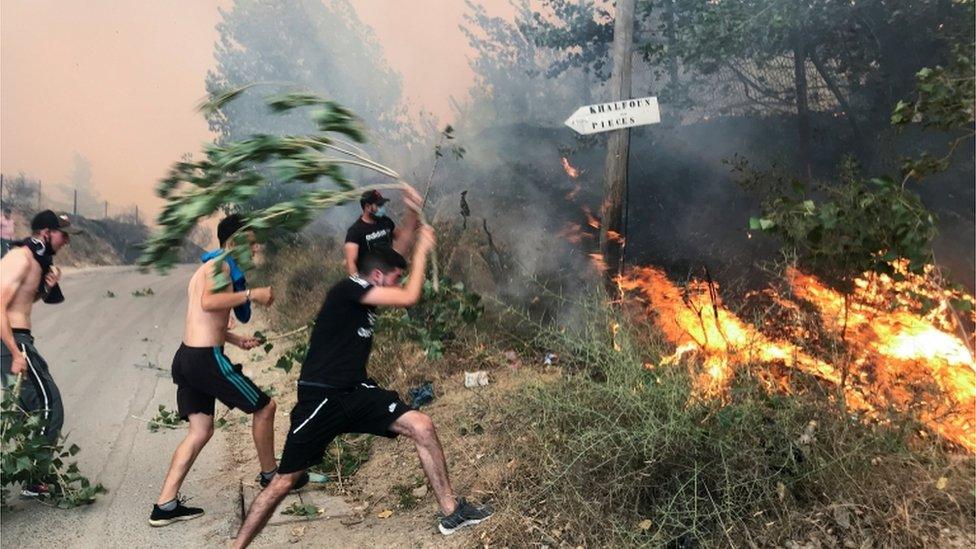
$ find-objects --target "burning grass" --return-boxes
[617,263,975,452]
[486,293,975,547]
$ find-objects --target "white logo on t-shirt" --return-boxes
[388,403,396,413]
[365,229,390,242]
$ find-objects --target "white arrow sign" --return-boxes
[564,96,660,135]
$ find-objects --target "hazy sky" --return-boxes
[1,1,505,220]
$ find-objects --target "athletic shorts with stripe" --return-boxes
[1,329,64,446]
[278,382,412,474]
[170,343,271,420]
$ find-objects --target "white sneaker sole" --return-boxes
[148,511,205,527]
[438,516,488,536]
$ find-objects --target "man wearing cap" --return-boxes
[0,210,81,497]
[343,185,422,276]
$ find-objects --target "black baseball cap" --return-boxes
[360,190,390,208]
[31,210,83,234]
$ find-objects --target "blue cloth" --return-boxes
[408,382,435,409]
[201,249,251,323]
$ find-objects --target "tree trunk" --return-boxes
[600,0,636,291]
[792,32,812,182]
[809,48,864,147]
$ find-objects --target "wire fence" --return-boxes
[0,173,144,225]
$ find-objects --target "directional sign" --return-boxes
[564,96,660,135]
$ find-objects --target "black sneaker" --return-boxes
[20,482,51,498]
[257,470,309,491]
[438,497,493,535]
[148,496,204,527]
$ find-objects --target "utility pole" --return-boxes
[38,182,42,210]
[105,201,108,219]
[73,190,78,216]
[600,0,636,289]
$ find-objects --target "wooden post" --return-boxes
[600,0,636,289]
[73,189,78,215]
[792,30,812,182]
[105,201,108,219]
[38,182,42,210]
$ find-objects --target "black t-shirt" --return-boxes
[345,217,396,253]
[300,276,377,387]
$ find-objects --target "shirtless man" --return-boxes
[233,224,491,548]
[149,214,305,527]
[0,210,80,497]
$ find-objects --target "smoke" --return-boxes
[203,0,973,300]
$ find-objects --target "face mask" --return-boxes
[29,236,55,257]
[373,206,387,218]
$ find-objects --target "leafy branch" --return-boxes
[139,86,438,290]
[1,378,105,507]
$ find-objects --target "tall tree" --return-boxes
[205,0,416,158]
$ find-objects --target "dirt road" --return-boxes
[1,265,239,548]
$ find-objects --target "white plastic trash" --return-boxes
[464,371,489,388]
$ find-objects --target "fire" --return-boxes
[557,222,592,244]
[582,206,600,230]
[560,156,580,179]
[618,264,976,452]
[788,268,975,451]
[618,266,841,397]
[589,253,608,273]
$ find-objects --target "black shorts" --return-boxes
[170,344,271,420]
[278,381,412,474]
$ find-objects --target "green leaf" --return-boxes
[275,357,294,373]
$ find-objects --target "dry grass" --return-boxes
[256,232,975,548]
[481,295,975,548]
[262,237,346,331]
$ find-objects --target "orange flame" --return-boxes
[618,264,975,451]
[617,267,842,397]
[557,222,592,244]
[582,206,600,230]
[561,157,580,179]
[788,267,975,452]
[589,253,608,274]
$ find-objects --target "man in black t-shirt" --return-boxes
[343,185,422,275]
[234,225,492,548]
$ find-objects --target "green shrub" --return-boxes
[1,382,105,507]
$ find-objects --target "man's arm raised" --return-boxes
[393,185,422,256]
[362,225,435,308]
[1,249,31,374]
